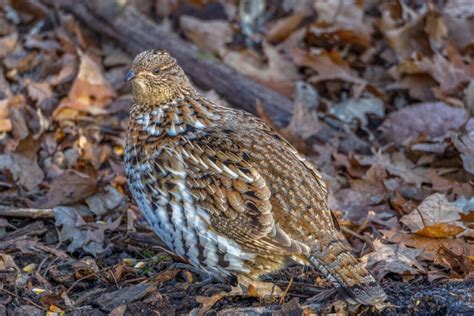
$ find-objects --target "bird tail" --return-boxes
[308,238,387,308]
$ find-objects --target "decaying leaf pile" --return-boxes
[0,0,473,315]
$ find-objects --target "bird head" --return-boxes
[126,49,196,106]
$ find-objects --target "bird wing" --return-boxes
[152,125,310,256]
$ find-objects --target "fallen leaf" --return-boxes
[223,42,300,96]
[452,119,474,175]
[266,12,306,44]
[311,0,372,48]
[356,152,431,187]
[8,95,29,141]
[442,0,474,50]
[24,34,61,52]
[179,16,233,56]
[333,163,389,221]
[361,240,424,280]
[34,169,97,208]
[151,268,180,284]
[292,48,365,85]
[196,292,226,316]
[26,79,53,106]
[380,102,467,145]
[50,54,78,86]
[414,53,471,95]
[54,206,122,255]
[392,231,474,263]
[85,185,124,216]
[0,99,11,132]
[0,136,44,191]
[72,258,100,279]
[109,305,127,316]
[400,193,467,238]
[382,6,432,60]
[329,94,385,128]
[0,32,18,58]
[393,74,437,101]
[55,50,116,117]
[281,81,321,152]
[230,274,282,298]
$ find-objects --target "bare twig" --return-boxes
[279,276,293,304]
[0,288,47,311]
[0,206,54,219]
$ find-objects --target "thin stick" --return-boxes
[341,226,365,241]
[0,207,54,219]
[279,276,293,304]
[0,288,47,311]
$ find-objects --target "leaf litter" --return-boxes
[0,0,473,314]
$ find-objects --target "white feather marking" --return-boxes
[170,203,185,256]
[221,164,239,179]
[164,165,187,178]
[167,124,177,136]
[193,119,205,129]
[205,158,223,173]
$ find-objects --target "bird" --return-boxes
[124,49,387,307]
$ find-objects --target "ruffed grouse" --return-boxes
[124,49,387,307]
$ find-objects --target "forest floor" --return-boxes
[0,0,473,315]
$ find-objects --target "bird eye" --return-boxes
[153,67,161,75]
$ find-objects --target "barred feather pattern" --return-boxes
[125,49,387,307]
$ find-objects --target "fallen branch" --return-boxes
[53,0,293,126]
[0,206,54,219]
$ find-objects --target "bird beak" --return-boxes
[125,70,136,82]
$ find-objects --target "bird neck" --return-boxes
[129,96,220,137]
[132,81,197,108]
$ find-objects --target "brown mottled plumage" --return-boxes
[124,49,387,307]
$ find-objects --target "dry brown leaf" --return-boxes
[393,74,437,101]
[179,16,233,56]
[0,136,44,191]
[442,0,474,50]
[311,0,371,48]
[180,14,300,94]
[400,193,468,238]
[414,53,471,95]
[0,32,18,58]
[266,12,306,44]
[50,53,78,86]
[155,0,179,17]
[355,152,431,187]
[34,169,98,208]
[85,185,124,216]
[452,119,474,175]
[387,231,473,271]
[230,274,282,298]
[151,268,180,284]
[54,206,122,255]
[55,50,116,117]
[329,94,385,127]
[0,99,11,132]
[26,79,53,105]
[382,5,431,60]
[282,81,321,153]
[292,48,365,85]
[223,42,300,96]
[361,240,424,280]
[332,163,389,221]
[380,102,467,145]
[195,292,226,316]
